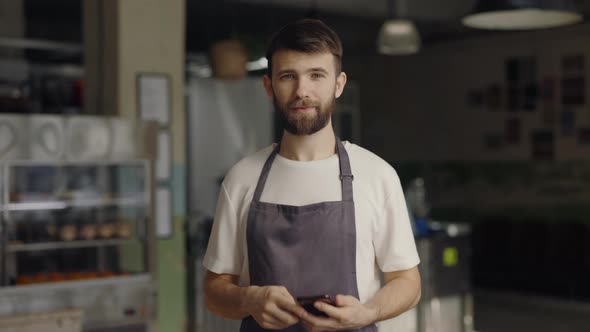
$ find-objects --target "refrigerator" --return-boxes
[186,77,273,332]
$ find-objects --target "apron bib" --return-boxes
[240,138,376,332]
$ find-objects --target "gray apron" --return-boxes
[240,138,377,332]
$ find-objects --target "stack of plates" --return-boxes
[0,115,139,162]
[0,115,28,161]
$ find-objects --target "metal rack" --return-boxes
[0,158,158,332]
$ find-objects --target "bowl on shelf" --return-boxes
[98,224,115,238]
[46,224,58,240]
[117,223,133,239]
[59,224,77,242]
[80,224,97,240]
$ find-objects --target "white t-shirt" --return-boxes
[203,141,420,318]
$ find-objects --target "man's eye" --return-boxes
[280,74,295,80]
[311,73,325,79]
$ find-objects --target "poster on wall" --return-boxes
[137,73,171,126]
[506,56,536,83]
[505,56,538,112]
[561,110,575,136]
[561,77,585,106]
[531,130,554,160]
[507,84,520,111]
[506,118,521,144]
[524,83,539,111]
[561,54,585,107]
[562,54,584,76]
[542,106,556,126]
[542,77,556,102]
[579,128,590,145]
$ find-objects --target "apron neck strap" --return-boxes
[252,144,280,202]
[335,137,354,202]
[253,137,354,202]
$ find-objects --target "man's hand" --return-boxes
[294,294,379,331]
[244,285,301,330]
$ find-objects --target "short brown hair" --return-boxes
[265,19,343,77]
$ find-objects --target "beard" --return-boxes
[274,95,336,136]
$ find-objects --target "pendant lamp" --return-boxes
[462,0,583,30]
[377,0,421,55]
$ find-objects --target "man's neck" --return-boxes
[279,122,336,161]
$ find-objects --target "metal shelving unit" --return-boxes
[0,156,158,331]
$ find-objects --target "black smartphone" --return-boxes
[297,294,334,317]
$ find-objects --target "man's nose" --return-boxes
[295,78,311,99]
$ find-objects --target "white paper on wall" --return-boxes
[155,187,172,238]
[138,74,170,126]
[156,131,171,181]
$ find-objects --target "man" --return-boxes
[203,19,421,332]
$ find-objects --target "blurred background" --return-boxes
[1,0,590,331]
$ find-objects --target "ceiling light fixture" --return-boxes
[377,0,421,55]
[462,0,583,30]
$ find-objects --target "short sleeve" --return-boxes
[373,171,420,272]
[203,182,243,275]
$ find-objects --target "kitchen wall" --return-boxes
[352,23,590,162]
[343,23,590,223]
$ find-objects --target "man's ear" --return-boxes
[335,72,347,98]
[263,75,273,98]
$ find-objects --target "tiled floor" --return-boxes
[473,290,590,332]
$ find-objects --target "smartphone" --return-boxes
[296,294,334,317]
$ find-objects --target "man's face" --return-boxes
[263,50,347,136]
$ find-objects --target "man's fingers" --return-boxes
[335,294,358,306]
[278,293,308,316]
[298,308,338,330]
[315,302,343,321]
[258,312,284,330]
[263,296,298,325]
[270,306,299,326]
[275,294,298,310]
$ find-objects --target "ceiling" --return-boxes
[234,0,476,20]
[2,0,590,63]
[185,0,498,56]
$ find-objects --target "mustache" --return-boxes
[288,100,320,109]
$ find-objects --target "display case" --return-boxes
[0,159,157,331]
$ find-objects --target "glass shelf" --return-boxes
[6,238,138,252]
[1,196,147,211]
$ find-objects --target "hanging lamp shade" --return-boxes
[377,19,421,55]
[463,0,583,30]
